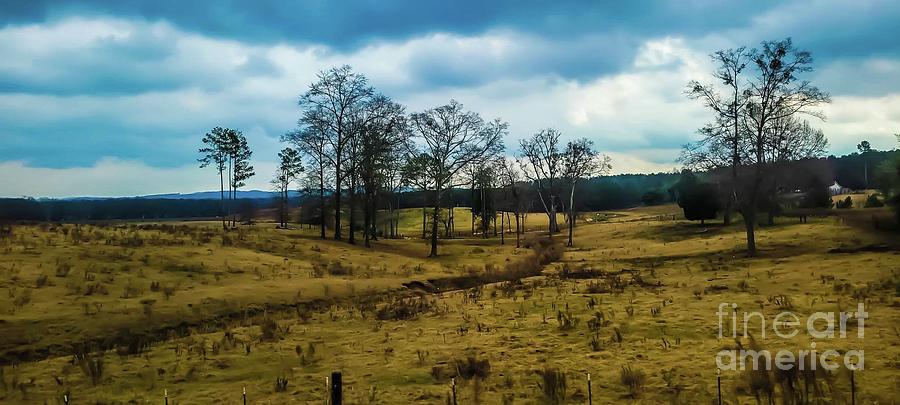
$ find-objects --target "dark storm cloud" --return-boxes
[2,0,782,49]
[0,0,898,186]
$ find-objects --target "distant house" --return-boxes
[829,181,850,195]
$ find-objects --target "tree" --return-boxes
[672,170,720,225]
[299,65,374,241]
[640,191,665,206]
[407,100,506,257]
[356,95,407,247]
[760,116,829,224]
[562,138,611,247]
[858,140,872,188]
[518,129,564,236]
[272,148,304,228]
[686,38,829,256]
[198,127,230,229]
[283,116,332,239]
[227,131,255,227]
[738,38,830,254]
[472,163,498,238]
[496,158,527,247]
[684,47,750,225]
[401,152,434,240]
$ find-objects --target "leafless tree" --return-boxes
[518,128,564,236]
[299,65,373,241]
[684,47,750,225]
[407,100,506,257]
[283,114,332,239]
[356,95,407,247]
[496,158,527,248]
[685,39,830,255]
[562,139,611,247]
[738,38,830,255]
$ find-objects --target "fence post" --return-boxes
[451,377,457,405]
[850,363,856,405]
[330,371,342,405]
[242,386,247,405]
[325,376,330,405]
[716,368,722,405]
[164,388,168,405]
[587,373,592,405]
[63,394,68,405]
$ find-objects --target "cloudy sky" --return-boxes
[1,0,898,197]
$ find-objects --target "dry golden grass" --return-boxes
[1,205,897,404]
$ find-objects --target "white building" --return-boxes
[829,181,850,195]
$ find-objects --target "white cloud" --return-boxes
[1,15,899,197]
[0,158,278,198]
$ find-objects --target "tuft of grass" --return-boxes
[619,365,646,397]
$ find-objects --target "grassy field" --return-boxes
[1,205,898,403]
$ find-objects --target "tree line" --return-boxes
[197,65,611,255]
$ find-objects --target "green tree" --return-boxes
[198,127,230,229]
[672,170,720,225]
[272,148,304,228]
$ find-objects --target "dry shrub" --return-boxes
[535,367,566,403]
[619,365,646,397]
[454,356,491,380]
[376,296,439,321]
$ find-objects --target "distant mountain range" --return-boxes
[60,190,300,201]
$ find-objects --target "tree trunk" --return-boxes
[318,177,326,239]
[349,176,356,245]
[514,210,521,248]
[430,186,441,257]
[422,205,426,239]
[480,187,487,239]
[370,191,378,241]
[219,169,226,230]
[500,210,505,245]
[549,197,558,238]
[334,156,342,240]
[567,183,576,247]
[363,191,371,248]
[743,208,757,256]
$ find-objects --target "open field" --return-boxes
[1,205,898,403]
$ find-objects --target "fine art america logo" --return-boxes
[715,302,866,371]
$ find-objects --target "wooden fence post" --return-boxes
[716,368,722,405]
[451,377,457,405]
[164,388,168,405]
[330,371,342,405]
[587,373,592,405]
[242,386,247,405]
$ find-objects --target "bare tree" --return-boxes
[401,152,434,240]
[299,65,373,241]
[518,128,564,236]
[685,39,830,255]
[356,95,407,247]
[738,38,830,255]
[496,158,527,248]
[283,116,332,239]
[684,47,750,225]
[562,139,611,247]
[272,147,304,228]
[407,100,506,257]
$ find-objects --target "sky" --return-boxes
[1,0,899,198]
